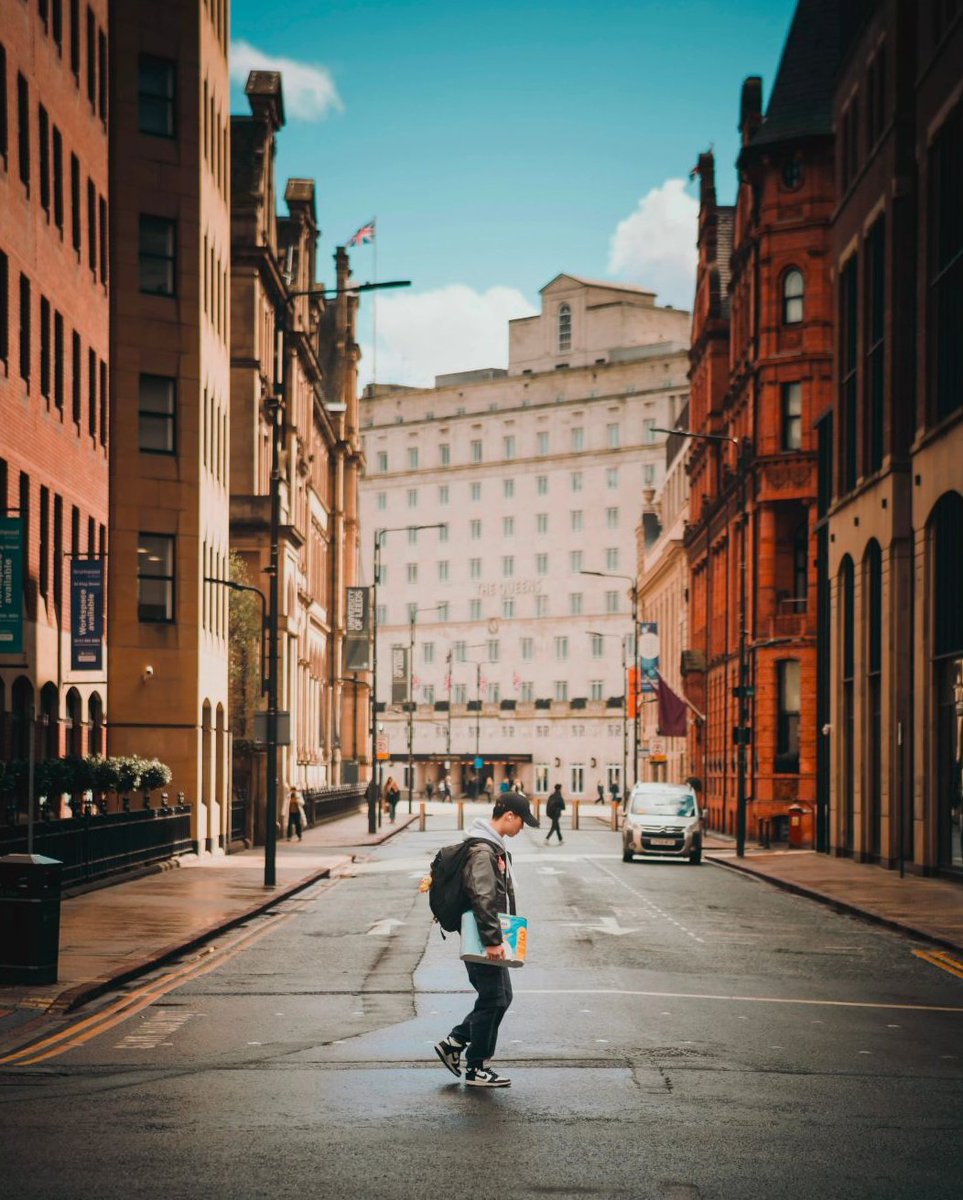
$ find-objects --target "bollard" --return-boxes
[572,799,580,831]
[611,801,619,832]
[419,801,427,832]
[457,801,464,831]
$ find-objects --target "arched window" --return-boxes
[66,688,83,758]
[775,659,801,773]
[558,303,572,352]
[864,541,883,858]
[840,557,855,853]
[40,682,59,760]
[782,269,804,325]
[89,692,104,757]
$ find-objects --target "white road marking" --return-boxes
[563,916,639,937]
[586,858,706,943]
[366,918,406,936]
[114,1010,195,1051]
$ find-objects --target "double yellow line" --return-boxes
[913,947,963,980]
[0,910,289,1068]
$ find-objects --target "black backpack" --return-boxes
[426,838,483,933]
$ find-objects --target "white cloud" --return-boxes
[607,178,698,310]
[357,285,537,390]
[230,40,343,121]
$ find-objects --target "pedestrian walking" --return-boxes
[434,793,539,1088]
[483,775,494,802]
[383,776,401,823]
[426,778,435,802]
[545,783,565,843]
[595,781,605,804]
[441,774,452,803]
[286,788,304,841]
[609,779,621,808]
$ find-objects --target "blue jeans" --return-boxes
[450,959,513,1066]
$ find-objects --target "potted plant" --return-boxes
[114,756,143,812]
[140,759,172,808]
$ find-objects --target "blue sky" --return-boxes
[229,0,798,385]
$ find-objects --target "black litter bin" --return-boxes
[0,853,63,984]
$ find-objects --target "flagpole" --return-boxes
[372,215,378,389]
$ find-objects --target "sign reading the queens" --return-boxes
[71,558,105,670]
[344,586,371,671]
[0,518,25,654]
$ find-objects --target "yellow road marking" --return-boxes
[913,949,963,981]
[0,911,290,1067]
[515,988,963,1012]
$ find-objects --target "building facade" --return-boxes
[360,276,690,802]
[230,71,366,841]
[107,0,232,851]
[1,0,110,768]
[686,0,837,843]
[821,0,963,878]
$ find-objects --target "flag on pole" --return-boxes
[347,219,376,246]
[656,675,689,738]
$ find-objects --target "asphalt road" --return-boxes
[2,822,962,1200]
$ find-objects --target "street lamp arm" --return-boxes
[206,576,268,695]
[288,279,411,301]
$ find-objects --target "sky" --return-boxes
[229,0,799,388]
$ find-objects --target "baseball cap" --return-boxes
[497,794,540,828]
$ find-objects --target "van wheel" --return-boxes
[622,848,634,863]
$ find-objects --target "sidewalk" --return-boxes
[706,836,963,956]
[0,804,418,1027]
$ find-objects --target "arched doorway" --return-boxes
[201,699,212,852]
[66,688,83,758]
[89,692,104,757]
[40,682,59,760]
[839,557,855,855]
[215,702,225,849]
[931,492,963,873]
[863,541,882,859]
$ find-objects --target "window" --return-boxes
[775,659,801,773]
[406,488,418,508]
[439,443,450,465]
[605,590,620,614]
[590,680,604,701]
[535,764,549,793]
[437,601,449,621]
[606,467,618,489]
[471,439,482,463]
[555,636,568,660]
[71,331,80,423]
[607,422,620,449]
[39,105,50,214]
[438,560,449,582]
[376,604,387,625]
[839,255,859,493]
[591,634,604,658]
[570,764,584,793]
[571,427,584,452]
[470,558,481,579]
[423,642,435,664]
[569,592,582,615]
[470,519,481,540]
[52,126,63,230]
[377,451,388,472]
[570,550,583,572]
[503,435,515,459]
[407,526,419,545]
[866,41,887,148]
[502,597,515,618]
[554,680,569,702]
[87,348,96,437]
[377,564,387,586]
[98,358,106,445]
[521,637,533,661]
[406,563,418,583]
[521,682,534,703]
[782,269,804,325]
[929,101,963,424]
[422,685,435,706]
[643,464,656,486]
[470,481,481,501]
[489,683,501,704]
[139,215,175,295]
[438,484,449,504]
[470,598,482,620]
[454,683,467,705]
[536,474,548,495]
[571,471,582,492]
[0,251,9,366]
[558,302,571,352]
[454,641,467,662]
[487,639,499,662]
[536,513,548,534]
[97,28,106,120]
[85,6,95,106]
[606,506,619,529]
[376,491,387,510]
[571,511,583,532]
[19,274,31,383]
[782,382,802,451]
[537,431,549,455]
[87,178,96,274]
[407,447,419,469]
[643,419,656,443]
[503,516,514,537]
[535,594,548,617]
[606,548,620,571]
[53,312,64,411]
[69,0,79,77]
[138,533,175,622]
[40,297,51,399]
[17,73,29,189]
[136,372,174,451]
[502,555,514,578]
[503,478,514,499]
[864,216,885,473]
[70,154,80,252]
[39,486,49,598]
[439,524,449,543]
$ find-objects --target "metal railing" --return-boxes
[301,785,366,828]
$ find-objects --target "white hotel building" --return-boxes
[359,275,690,801]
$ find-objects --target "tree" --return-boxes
[228,551,263,739]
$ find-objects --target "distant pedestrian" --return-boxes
[499,779,511,795]
[286,789,304,841]
[483,776,494,802]
[609,780,621,808]
[442,774,452,803]
[545,784,565,843]
[384,776,401,823]
[426,778,435,802]
[596,781,605,804]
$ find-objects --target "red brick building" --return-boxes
[0,0,110,766]
[685,0,838,843]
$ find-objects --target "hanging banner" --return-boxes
[390,645,409,705]
[639,621,660,694]
[0,518,25,654]
[344,586,371,671]
[71,558,105,670]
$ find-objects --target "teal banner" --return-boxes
[0,518,25,655]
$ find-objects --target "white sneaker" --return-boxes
[464,1065,510,1087]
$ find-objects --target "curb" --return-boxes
[707,853,963,957]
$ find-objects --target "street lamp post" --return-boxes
[653,427,752,857]
[407,604,443,813]
[581,570,640,784]
[587,631,629,803]
[369,524,447,833]
[463,643,490,796]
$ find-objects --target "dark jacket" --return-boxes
[547,791,565,819]
[463,839,516,947]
